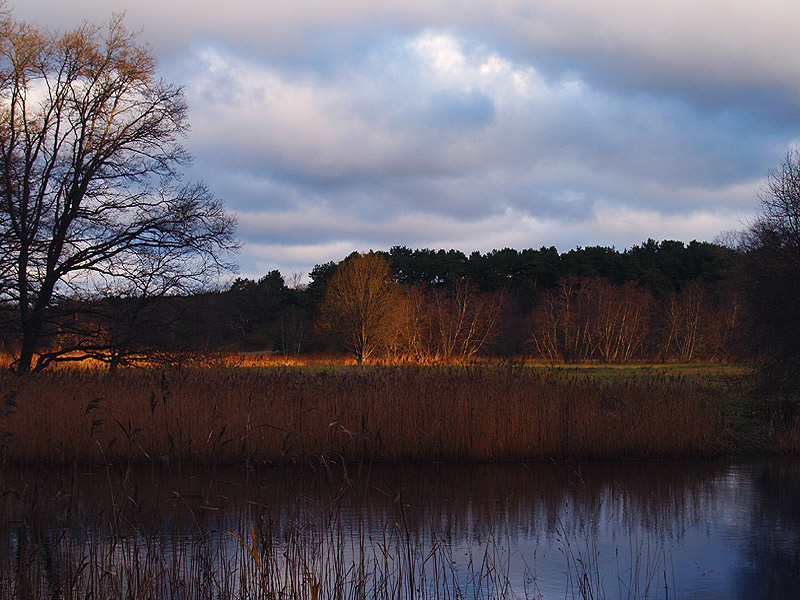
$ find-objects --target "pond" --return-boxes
[1,458,798,599]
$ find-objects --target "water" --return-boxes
[1,458,798,599]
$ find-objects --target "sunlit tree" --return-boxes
[0,11,236,371]
[319,252,408,364]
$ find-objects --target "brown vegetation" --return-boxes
[318,253,506,365]
[0,366,730,466]
[406,280,505,363]
[318,252,408,364]
[531,277,652,363]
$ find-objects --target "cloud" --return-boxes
[508,1,800,88]
[183,30,772,202]
[13,0,798,280]
[16,0,800,100]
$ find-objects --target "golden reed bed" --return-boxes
[0,366,731,465]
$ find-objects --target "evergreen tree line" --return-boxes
[0,236,769,366]
[170,239,742,364]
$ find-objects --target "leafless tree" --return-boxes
[280,306,306,357]
[741,148,800,395]
[592,281,652,363]
[530,277,594,363]
[531,277,652,363]
[318,252,408,364]
[0,12,236,371]
[662,280,708,362]
[429,280,504,363]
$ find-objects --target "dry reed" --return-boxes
[0,366,730,466]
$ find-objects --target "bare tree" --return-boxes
[741,148,800,395]
[0,12,236,371]
[706,286,744,361]
[318,252,408,364]
[662,280,708,362]
[398,284,432,362]
[592,281,652,363]
[530,277,594,363]
[280,306,306,357]
[429,280,504,363]
[530,277,652,363]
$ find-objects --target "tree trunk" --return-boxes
[17,323,37,373]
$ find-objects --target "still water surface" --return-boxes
[1,458,798,599]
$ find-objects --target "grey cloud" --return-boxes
[16,0,800,104]
[425,90,496,128]
[13,0,795,279]
[184,34,775,201]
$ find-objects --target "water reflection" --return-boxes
[1,458,798,599]
[733,460,800,599]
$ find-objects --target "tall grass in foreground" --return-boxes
[0,366,729,465]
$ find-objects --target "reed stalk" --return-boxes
[0,366,730,466]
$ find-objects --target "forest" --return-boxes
[232,239,743,364]
[9,238,743,368]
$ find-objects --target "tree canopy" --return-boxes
[318,252,407,364]
[0,11,237,371]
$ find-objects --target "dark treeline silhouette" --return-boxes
[388,239,733,297]
[0,238,747,365]
[99,239,735,364]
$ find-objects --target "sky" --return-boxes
[14,1,800,283]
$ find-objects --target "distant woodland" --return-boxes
[230,240,744,363]
[8,238,746,368]
[2,8,797,386]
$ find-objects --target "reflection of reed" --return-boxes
[0,459,747,599]
[0,460,733,539]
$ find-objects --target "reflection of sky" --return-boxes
[411,465,755,599]
[1,459,797,598]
